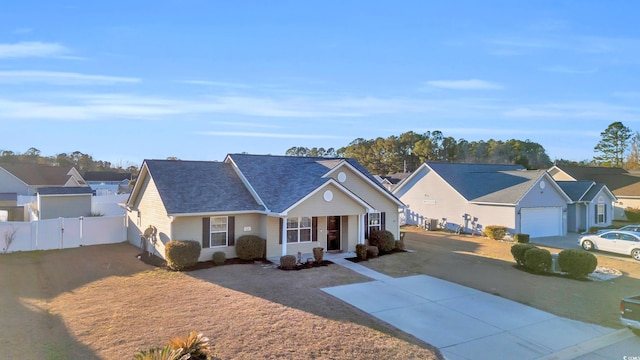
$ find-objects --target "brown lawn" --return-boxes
[0,243,440,360]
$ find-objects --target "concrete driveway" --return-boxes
[322,252,640,359]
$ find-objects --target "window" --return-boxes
[369,212,381,234]
[210,216,228,247]
[287,217,312,243]
[597,204,605,223]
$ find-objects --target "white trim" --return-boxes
[208,215,229,248]
[167,210,273,217]
[323,160,404,207]
[281,179,374,214]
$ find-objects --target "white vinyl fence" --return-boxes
[0,215,126,253]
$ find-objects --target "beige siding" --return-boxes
[39,195,92,220]
[549,170,574,181]
[127,174,172,258]
[327,166,401,239]
[287,183,366,217]
[172,213,264,261]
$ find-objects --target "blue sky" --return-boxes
[2,1,640,168]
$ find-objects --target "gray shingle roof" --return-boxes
[583,183,608,202]
[38,186,94,195]
[426,162,544,204]
[227,154,350,213]
[556,181,595,201]
[144,160,265,215]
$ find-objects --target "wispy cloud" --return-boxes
[178,80,252,89]
[487,35,640,57]
[540,65,598,74]
[0,71,140,85]
[502,102,640,121]
[0,41,70,58]
[12,28,33,35]
[209,121,281,129]
[197,131,348,139]
[424,79,504,90]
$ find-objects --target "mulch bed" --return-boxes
[278,260,333,271]
[136,252,273,271]
[346,249,407,263]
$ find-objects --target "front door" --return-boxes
[327,216,341,251]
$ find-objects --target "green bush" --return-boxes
[524,248,552,274]
[313,247,324,263]
[485,225,507,240]
[513,233,530,243]
[165,240,201,271]
[394,239,405,251]
[366,245,379,258]
[369,230,396,253]
[212,251,226,265]
[510,243,538,266]
[280,255,297,269]
[356,244,368,260]
[235,235,266,260]
[558,249,598,278]
[625,207,640,222]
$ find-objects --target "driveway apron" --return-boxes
[323,255,634,360]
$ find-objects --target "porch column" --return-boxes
[359,213,366,245]
[281,217,288,256]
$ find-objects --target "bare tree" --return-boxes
[3,226,18,254]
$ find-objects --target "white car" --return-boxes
[580,230,640,261]
[596,224,640,235]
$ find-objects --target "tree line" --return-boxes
[0,148,138,174]
[287,131,553,175]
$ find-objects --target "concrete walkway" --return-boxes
[320,251,638,360]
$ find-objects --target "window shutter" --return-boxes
[381,212,386,231]
[279,218,283,244]
[228,216,235,246]
[312,217,318,242]
[604,204,607,223]
[595,204,598,223]
[202,217,210,248]
[364,213,369,239]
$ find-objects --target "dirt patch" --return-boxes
[361,227,640,329]
[0,242,440,360]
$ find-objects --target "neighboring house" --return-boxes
[556,181,617,232]
[0,162,87,198]
[376,172,412,192]
[84,171,134,195]
[393,162,571,238]
[125,154,404,261]
[548,165,640,220]
[0,163,88,221]
[37,187,94,220]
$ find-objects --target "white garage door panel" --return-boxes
[521,207,562,238]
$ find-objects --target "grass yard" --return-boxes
[0,242,441,360]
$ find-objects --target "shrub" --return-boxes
[356,244,368,260]
[625,207,640,222]
[369,230,396,253]
[513,233,530,243]
[313,247,324,262]
[212,251,226,265]
[165,240,201,271]
[235,235,266,260]
[485,225,507,240]
[134,331,213,360]
[510,243,538,266]
[394,239,405,251]
[169,331,211,360]
[280,255,297,269]
[524,248,552,274]
[558,249,598,278]
[366,245,379,258]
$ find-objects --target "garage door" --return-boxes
[520,207,562,238]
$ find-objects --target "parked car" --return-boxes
[596,224,640,234]
[579,230,640,261]
[621,294,640,334]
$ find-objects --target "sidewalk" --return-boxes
[320,250,638,359]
